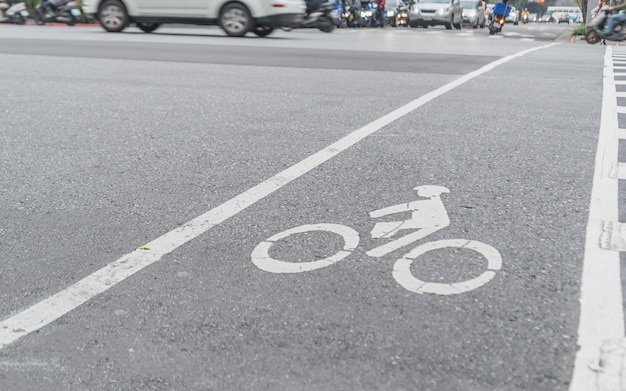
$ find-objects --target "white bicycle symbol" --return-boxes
[251,185,502,296]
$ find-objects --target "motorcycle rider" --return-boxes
[41,0,69,18]
[374,0,385,27]
[603,0,626,37]
[521,7,529,20]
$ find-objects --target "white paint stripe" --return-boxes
[617,106,626,114]
[618,128,626,139]
[616,92,626,98]
[569,46,625,391]
[0,42,559,350]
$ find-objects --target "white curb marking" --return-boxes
[569,47,625,391]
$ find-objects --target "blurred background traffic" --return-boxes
[0,0,585,28]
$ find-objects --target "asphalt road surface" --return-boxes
[0,23,619,391]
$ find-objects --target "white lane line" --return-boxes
[0,42,558,350]
[570,46,625,391]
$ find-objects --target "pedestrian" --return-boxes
[374,0,386,27]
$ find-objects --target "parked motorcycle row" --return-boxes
[0,0,82,26]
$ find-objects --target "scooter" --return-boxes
[488,2,509,35]
[0,0,29,25]
[384,1,409,27]
[35,0,82,26]
[335,0,348,27]
[586,7,626,44]
[281,0,338,32]
[521,13,529,24]
[358,0,378,27]
[346,2,360,27]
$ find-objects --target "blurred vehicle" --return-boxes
[569,13,582,23]
[384,0,409,26]
[546,5,581,24]
[538,14,552,23]
[505,5,517,24]
[408,0,463,29]
[82,0,307,37]
[460,0,484,28]
[586,6,626,44]
[35,0,82,26]
[335,0,348,26]
[556,12,569,23]
[0,0,28,24]
[488,1,508,34]
[345,1,360,26]
[485,2,493,19]
[359,0,380,26]
[281,0,338,31]
[528,12,537,22]
[520,8,529,23]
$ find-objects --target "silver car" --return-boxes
[408,0,463,29]
[460,0,485,28]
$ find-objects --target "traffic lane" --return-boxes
[0,37,500,74]
[0,44,601,389]
[192,44,597,390]
[0,52,460,325]
[0,24,545,57]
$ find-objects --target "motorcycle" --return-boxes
[346,2,360,27]
[35,0,82,26]
[358,0,379,27]
[335,0,348,27]
[586,7,626,44]
[521,13,529,24]
[387,0,409,27]
[0,0,29,24]
[282,0,338,32]
[488,2,509,35]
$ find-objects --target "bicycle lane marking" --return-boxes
[0,42,557,350]
[569,46,625,391]
[250,185,503,295]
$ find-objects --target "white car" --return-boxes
[460,0,484,28]
[82,0,307,37]
[408,0,463,29]
[505,5,518,24]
